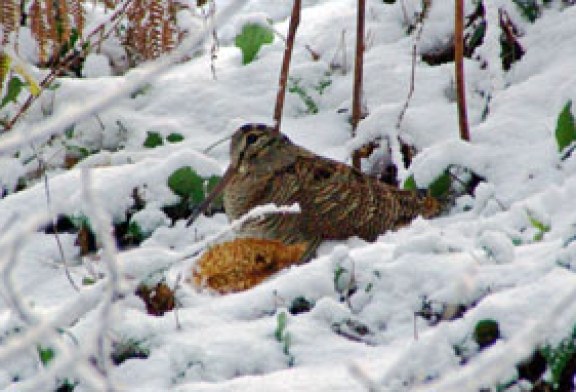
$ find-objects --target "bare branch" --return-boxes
[455,0,470,141]
[351,0,366,170]
[273,0,301,134]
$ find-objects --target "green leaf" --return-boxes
[82,276,96,285]
[288,77,318,114]
[69,214,91,230]
[512,0,539,23]
[37,345,55,366]
[541,331,576,388]
[127,221,145,242]
[111,338,150,365]
[429,171,451,198]
[166,133,184,143]
[143,131,164,148]
[167,166,204,203]
[283,331,292,355]
[1,76,25,108]
[275,311,288,342]
[527,211,550,242]
[555,100,576,153]
[403,174,417,190]
[235,23,274,65]
[473,319,500,349]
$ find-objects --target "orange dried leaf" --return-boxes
[191,238,307,294]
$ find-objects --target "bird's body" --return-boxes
[222,124,439,252]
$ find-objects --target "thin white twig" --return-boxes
[181,203,301,260]
[81,168,121,391]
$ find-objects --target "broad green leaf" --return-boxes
[235,23,274,65]
[167,166,204,203]
[511,0,539,23]
[403,174,417,190]
[473,319,500,349]
[555,100,576,152]
[166,133,184,143]
[37,346,55,366]
[127,221,144,241]
[541,330,576,388]
[13,63,40,96]
[1,76,25,108]
[143,131,164,148]
[429,171,451,198]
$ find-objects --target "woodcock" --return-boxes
[193,124,440,259]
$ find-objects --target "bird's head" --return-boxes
[229,124,292,169]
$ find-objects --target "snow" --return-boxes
[2,0,576,391]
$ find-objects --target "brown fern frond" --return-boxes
[1,0,20,45]
[44,0,58,57]
[69,0,84,37]
[0,51,10,92]
[123,0,183,63]
[30,0,49,64]
[103,0,117,10]
[57,0,72,44]
[161,18,174,54]
[148,0,164,59]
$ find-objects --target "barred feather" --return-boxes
[223,125,440,249]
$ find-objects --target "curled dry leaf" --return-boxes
[136,281,176,316]
[190,238,307,294]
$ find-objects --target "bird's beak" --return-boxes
[186,164,236,227]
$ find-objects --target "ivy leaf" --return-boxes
[167,166,204,203]
[143,131,164,148]
[235,23,274,65]
[166,133,184,143]
[473,319,500,349]
[403,174,417,190]
[1,76,25,108]
[555,100,576,153]
[429,171,451,198]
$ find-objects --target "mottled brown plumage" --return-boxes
[222,124,439,255]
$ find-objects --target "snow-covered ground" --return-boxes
[1,0,576,390]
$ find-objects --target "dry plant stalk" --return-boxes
[351,0,366,170]
[455,0,470,141]
[273,0,301,134]
[191,238,307,293]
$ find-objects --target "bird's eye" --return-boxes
[245,133,259,145]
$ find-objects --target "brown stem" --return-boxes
[351,0,366,170]
[455,0,470,141]
[272,0,301,134]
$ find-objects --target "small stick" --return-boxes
[272,0,301,134]
[455,0,470,141]
[351,0,366,170]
